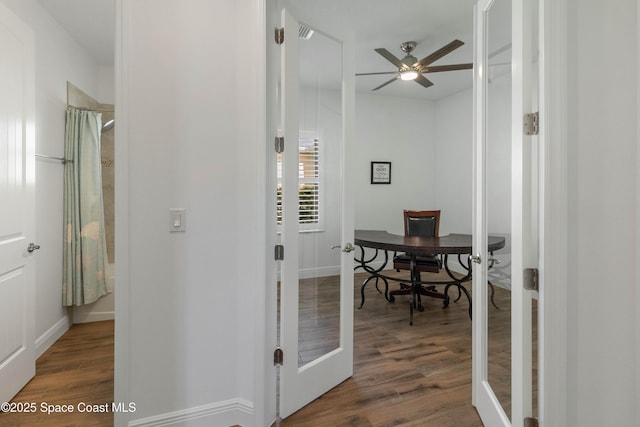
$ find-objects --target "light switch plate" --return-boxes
[169,208,186,232]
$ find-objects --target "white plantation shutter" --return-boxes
[277,131,321,227]
[297,136,319,224]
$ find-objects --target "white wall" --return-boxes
[566,0,639,425]
[97,65,115,104]
[0,0,106,356]
[434,88,474,236]
[437,79,513,237]
[354,92,437,235]
[354,80,511,241]
[352,92,439,267]
[119,0,260,425]
[435,74,512,285]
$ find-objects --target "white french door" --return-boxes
[278,8,355,419]
[472,0,540,426]
[0,2,36,404]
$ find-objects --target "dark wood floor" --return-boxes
[1,271,526,427]
[282,270,521,427]
[0,320,114,427]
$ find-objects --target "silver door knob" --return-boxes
[27,243,41,253]
[331,243,355,253]
[469,254,481,264]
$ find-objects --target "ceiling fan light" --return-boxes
[400,70,419,81]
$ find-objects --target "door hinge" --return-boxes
[275,27,284,45]
[524,417,538,427]
[275,136,284,153]
[523,112,539,135]
[275,244,284,261]
[523,268,539,291]
[273,347,284,365]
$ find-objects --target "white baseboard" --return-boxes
[72,291,115,323]
[298,265,340,279]
[35,315,70,358]
[73,307,115,324]
[128,398,253,427]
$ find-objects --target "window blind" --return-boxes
[276,134,320,225]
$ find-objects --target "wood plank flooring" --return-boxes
[1,270,528,427]
[282,270,523,426]
[0,320,114,427]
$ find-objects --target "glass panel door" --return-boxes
[278,8,355,419]
[472,0,537,426]
[295,25,343,366]
[486,0,513,419]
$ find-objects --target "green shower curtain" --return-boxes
[62,109,109,306]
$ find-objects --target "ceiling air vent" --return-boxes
[298,24,314,40]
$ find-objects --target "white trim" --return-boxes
[261,0,280,425]
[538,0,568,425]
[128,398,253,427]
[35,315,70,358]
[72,300,115,324]
[114,1,131,426]
[297,265,340,279]
[72,310,115,323]
[252,0,269,425]
[637,1,640,423]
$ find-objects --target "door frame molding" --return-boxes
[113,0,129,425]
[538,0,568,424]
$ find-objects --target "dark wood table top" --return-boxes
[354,230,505,256]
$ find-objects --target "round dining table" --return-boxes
[354,230,506,325]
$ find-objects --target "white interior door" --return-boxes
[0,3,36,404]
[278,8,355,419]
[472,0,539,426]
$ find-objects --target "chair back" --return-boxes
[403,210,440,238]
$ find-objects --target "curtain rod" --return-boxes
[35,153,73,164]
[66,106,114,113]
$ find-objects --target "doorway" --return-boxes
[273,0,525,423]
[33,0,117,409]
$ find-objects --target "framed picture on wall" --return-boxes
[371,161,391,184]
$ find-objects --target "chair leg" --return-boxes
[488,281,500,310]
[415,271,424,311]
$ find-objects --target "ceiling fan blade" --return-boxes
[356,71,399,76]
[372,76,399,91]
[375,48,409,70]
[423,63,473,73]
[414,73,434,88]
[415,39,465,68]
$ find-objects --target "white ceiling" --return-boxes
[37,0,479,101]
[289,0,476,100]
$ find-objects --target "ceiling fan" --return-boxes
[356,40,473,91]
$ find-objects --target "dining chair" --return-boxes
[390,210,443,307]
